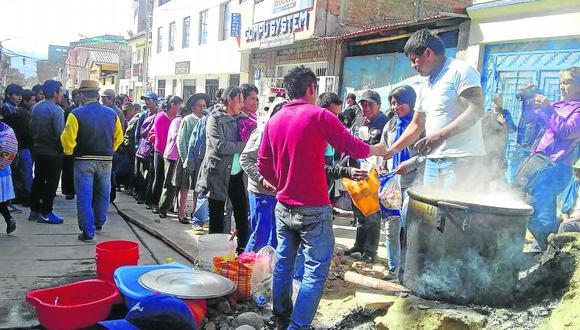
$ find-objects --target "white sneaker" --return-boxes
[191,223,205,234]
[384,268,399,282]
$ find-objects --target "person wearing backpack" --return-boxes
[196,86,249,252]
[176,93,208,226]
[134,92,159,205]
[0,121,18,234]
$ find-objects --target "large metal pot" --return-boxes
[403,188,533,306]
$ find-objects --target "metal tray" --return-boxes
[138,268,236,299]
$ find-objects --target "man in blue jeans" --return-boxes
[257,66,387,330]
[385,29,486,188]
[60,80,123,242]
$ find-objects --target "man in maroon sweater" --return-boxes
[258,66,387,329]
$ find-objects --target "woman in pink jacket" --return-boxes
[150,96,182,215]
[159,104,191,219]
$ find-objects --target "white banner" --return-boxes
[253,0,314,24]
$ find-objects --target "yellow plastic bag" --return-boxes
[342,168,380,216]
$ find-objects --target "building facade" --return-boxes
[238,0,470,106]
[149,0,243,102]
[465,0,580,182]
[65,36,131,92]
[120,33,150,99]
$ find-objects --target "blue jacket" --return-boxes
[30,100,65,156]
[60,101,123,160]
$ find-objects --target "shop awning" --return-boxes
[317,13,468,42]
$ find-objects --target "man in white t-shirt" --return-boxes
[386,29,486,188]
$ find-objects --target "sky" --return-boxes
[0,0,134,77]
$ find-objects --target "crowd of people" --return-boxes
[0,28,578,329]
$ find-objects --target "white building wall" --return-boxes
[465,0,580,70]
[149,0,242,98]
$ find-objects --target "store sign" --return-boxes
[175,61,190,74]
[254,0,314,23]
[245,10,310,43]
[259,33,294,49]
[231,13,241,37]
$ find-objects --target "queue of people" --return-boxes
[0,28,578,330]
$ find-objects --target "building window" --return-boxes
[219,1,231,41]
[199,10,208,45]
[183,79,196,101]
[182,16,190,48]
[157,26,163,53]
[157,80,166,98]
[205,79,219,102]
[229,74,240,87]
[168,22,176,51]
[172,79,177,96]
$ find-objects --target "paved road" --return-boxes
[0,189,389,329]
[0,194,178,329]
[114,191,389,262]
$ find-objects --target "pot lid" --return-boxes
[139,269,236,299]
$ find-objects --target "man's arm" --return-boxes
[241,131,264,185]
[60,113,78,156]
[54,106,65,136]
[385,111,426,158]
[415,86,485,155]
[112,116,124,151]
[257,125,276,185]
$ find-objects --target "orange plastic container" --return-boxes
[342,168,380,216]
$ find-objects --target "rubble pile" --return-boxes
[194,233,580,329]
[202,298,275,330]
[317,232,580,330]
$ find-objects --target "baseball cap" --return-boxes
[359,90,381,104]
[100,89,116,98]
[42,80,63,97]
[5,84,23,95]
[140,91,158,101]
[99,294,196,330]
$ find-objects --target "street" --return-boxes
[0,190,380,329]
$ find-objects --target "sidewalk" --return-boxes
[0,195,160,329]
[114,191,388,261]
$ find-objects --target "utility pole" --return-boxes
[142,0,151,92]
[0,41,4,88]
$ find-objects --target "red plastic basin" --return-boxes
[26,279,120,330]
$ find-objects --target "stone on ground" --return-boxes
[537,233,580,329]
[232,312,264,330]
[374,295,487,330]
[354,290,397,309]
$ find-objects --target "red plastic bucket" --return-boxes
[95,240,139,283]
